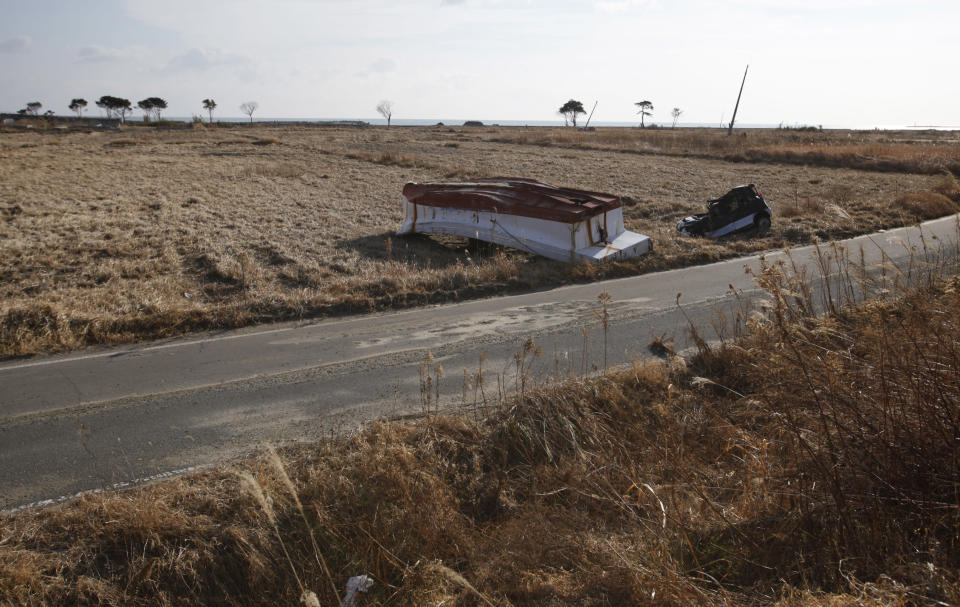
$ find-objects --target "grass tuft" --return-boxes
[894,190,958,219]
[252,137,280,146]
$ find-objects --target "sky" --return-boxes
[0,0,957,127]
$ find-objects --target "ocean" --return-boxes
[156,117,960,130]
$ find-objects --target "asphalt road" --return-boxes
[2,216,957,510]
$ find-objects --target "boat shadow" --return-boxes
[340,231,521,268]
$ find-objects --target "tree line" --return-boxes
[14,98,262,124]
[558,99,684,129]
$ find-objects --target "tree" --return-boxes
[376,100,393,127]
[239,101,258,123]
[146,97,167,121]
[69,98,87,118]
[137,98,155,121]
[136,97,167,121]
[558,99,586,127]
[635,101,653,128]
[671,107,683,129]
[96,95,132,123]
[202,99,217,123]
[25,101,42,116]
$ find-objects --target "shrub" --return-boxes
[932,171,960,202]
[894,191,958,219]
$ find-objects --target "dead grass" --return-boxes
[0,125,954,357]
[251,136,280,146]
[893,190,959,219]
[491,126,960,175]
[2,253,959,605]
[249,162,304,179]
[933,170,960,201]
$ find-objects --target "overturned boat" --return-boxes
[397,178,652,263]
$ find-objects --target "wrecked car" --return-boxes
[676,184,772,238]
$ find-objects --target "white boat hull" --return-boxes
[397,198,652,263]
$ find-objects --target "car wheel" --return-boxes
[755,214,771,236]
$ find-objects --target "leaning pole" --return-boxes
[727,65,749,136]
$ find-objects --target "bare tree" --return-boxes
[671,107,683,129]
[634,100,653,128]
[202,99,217,123]
[376,100,393,127]
[239,101,259,123]
[69,98,87,118]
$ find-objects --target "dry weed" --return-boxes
[894,190,958,219]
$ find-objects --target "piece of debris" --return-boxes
[676,184,772,238]
[397,177,653,263]
[340,575,374,607]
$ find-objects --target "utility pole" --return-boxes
[583,101,598,129]
[727,64,749,136]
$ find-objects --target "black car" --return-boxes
[676,184,772,238]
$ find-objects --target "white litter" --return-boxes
[340,574,374,607]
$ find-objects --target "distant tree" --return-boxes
[137,98,155,121]
[25,101,42,116]
[671,107,683,129]
[558,99,586,127]
[43,110,55,117]
[97,95,132,123]
[69,98,87,118]
[116,99,133,123]
[239,101,258,123]
[635,100,653,128]
[202,98,217,123]
[376,100,393,127]
[145,97,167,121]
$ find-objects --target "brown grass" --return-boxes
[3,254,959,605]
[0,125,954,357]
[933,170,960,201]
[893,191,959,219]
[492,126,960,175]
[251,136,280,146]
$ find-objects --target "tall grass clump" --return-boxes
[894,190,958,219]
[680,238,960,590]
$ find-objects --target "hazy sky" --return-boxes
[1,0,956,127]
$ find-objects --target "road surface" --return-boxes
[2,216,957,510]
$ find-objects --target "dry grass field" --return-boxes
[2,123,959,356]
[3,250,959,605]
